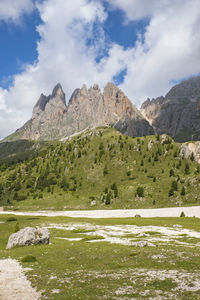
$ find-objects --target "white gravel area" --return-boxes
[0,206,200,218]
[48,222,200,246]
[0,259,41,300]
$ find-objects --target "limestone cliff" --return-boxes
[10,82,154,141]
[141,76,200,142]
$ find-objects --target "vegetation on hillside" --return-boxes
[0,127,199,210]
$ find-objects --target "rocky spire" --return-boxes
[8,82,154,141]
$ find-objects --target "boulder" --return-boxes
[6,227,50,249]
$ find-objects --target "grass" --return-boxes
[0,214,200,299]
[6,217,18,222]
[21,255,37,263]
[81,235,104,242]
[148,278,177,291]
[0,127,199,210]
[72,229,96,234]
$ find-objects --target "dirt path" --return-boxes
[0,206,200,218]
[0,259,41,300]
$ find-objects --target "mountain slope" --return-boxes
[141,76,200,142]
[5,83,153,142]
[0,127,199,210]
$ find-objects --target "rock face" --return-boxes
[9,82,154,141]
[141,76,200,142]
[6,227,50,249]
[180,142,200,164]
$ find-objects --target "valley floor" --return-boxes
[0,213,200,299]
[1,205,200,218]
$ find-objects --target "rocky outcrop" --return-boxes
[141,76,200,142]
[180,142,200,164]
[6,227,50,249]
[9,82,154,141]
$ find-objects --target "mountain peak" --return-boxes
[8,81,154,141]
[165,76,200,100]
[52,83,65,99]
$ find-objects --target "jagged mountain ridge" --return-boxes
[141,76,200,142]
[8,82,153,141]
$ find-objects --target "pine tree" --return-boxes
[181,186,186,196]
[184,162,190,175]
[136,187,144,197]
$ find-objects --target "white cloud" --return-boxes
[0,0,34,22]
[0,0,200,139]
[105,0,165,21]
[106,0,200,102]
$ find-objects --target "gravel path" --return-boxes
[0,259,41,300]
[0,206,200,218]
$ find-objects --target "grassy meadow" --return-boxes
[0,214,200,299]
[0,127,200,211]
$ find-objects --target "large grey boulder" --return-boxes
[6,227,50,249]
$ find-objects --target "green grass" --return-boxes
[0,215,200,299]
[0,127,199,210]
[148,278,178,291]
[21,255,37,263]
[72,229,96,234]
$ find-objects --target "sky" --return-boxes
[0,0,200,139]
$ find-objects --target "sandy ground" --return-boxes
[0,259,41,300]
[0,206,200,218]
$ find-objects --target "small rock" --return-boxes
[91,200,96,206]
[173,224,182,228]
[137,233,150,237]
[6,227,50,249]
[131,241,156,247]
[135,214,141,218]
[148,140,153,150]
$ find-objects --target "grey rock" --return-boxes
[6,82,154,141]
[180,141,200,164]
[90,200,97,206]
[141,76,200,142]
[137,233,150,237]
[148,140,153,150]
[6,227,50,249]
[134,214,141,218]
[131,241,156,247]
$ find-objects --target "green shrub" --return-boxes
[180,211,186,217]
[126,171,131,176]
[181,186,186,196]
[14,222,20,233]
[21,255,37,263]
[168,188,174,197]
[136,187,144,197]
[184,162,190,175]
[6,217,17,222]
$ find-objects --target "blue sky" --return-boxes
[0,2,149,89]
[0,10,40,88]
[0,0,200,139]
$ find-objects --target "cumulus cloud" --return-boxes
[0,0,34,22]
[105,0,165,21]
[0,0,200,139]
[106,0,200,102]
